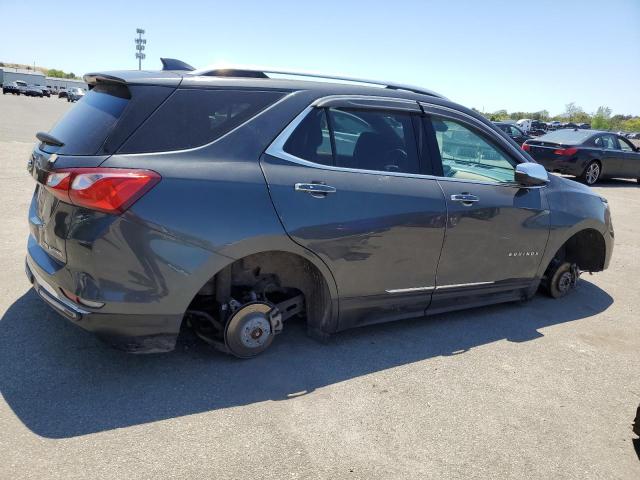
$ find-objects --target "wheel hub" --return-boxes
[239,313,271,348]
[558,271,573,293]
[586,164,600,184]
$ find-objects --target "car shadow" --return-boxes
[594,178,639,188]
[557,175,638,189]
[0,280,612,439]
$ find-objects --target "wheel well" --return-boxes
[547,228,606,273]
[188,251,333,334]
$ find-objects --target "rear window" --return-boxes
[536,129,593,145]
[118,89,285,153]
[46,84,130,155]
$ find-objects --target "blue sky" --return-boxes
[1,0,639,115]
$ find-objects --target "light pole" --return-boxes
[135,28,147,70]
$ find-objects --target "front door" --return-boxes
[421,109,551,313]
[261,100,446,328]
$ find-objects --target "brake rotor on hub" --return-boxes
[224,302,277,358]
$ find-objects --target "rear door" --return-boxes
[597,133,624,176]
[616,136,640,178]
[261,97,447,328]
[420,105,550,313]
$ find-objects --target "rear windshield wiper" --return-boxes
[36,131,65,147]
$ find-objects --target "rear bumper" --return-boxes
[537,158,584,176]
[25,253,182,353]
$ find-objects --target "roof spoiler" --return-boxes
[160,58,195,71]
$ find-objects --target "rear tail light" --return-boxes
[521,143,531,152]
[44,168,161,214]
[553,147,578,156]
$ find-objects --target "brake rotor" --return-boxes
[224,302,276,358]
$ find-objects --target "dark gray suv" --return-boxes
[25,60,614,357]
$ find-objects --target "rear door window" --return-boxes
[328,109,420,174]
[45,84,130,155]
[119,89,285,153]
[283,107,421,175]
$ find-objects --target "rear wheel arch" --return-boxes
[187,250,338,338]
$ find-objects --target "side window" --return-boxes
[618,137,633,152]
[594,136,603,147]
[431,117,516,184]
[283,109,332,165]
[119,89,285,153]
[601,135,617,149]
[327,108,420,174]
[509,126,522,137]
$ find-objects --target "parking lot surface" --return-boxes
[0,93,638,479]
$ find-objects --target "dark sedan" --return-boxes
[523,129,640,185]
[493,121,531,144]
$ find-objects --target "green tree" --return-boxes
[621,117,640,132]
[592,106,612,130]
[564,102,583,121]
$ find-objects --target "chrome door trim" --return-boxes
[385,286,435,294]
[436,281,495,290]
[385,281,495,294]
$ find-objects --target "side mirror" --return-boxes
[515,163,549,186]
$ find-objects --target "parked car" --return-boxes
[37,86,51,97]
[548,121,561,130]
[67,87,85,102]
[493,121,531,144]
[523,129,640,185]
[58,88,68,99]
[15,80,28,94]
[2,82,21,95]
[25,64,613,357]
[577,123,591,129]
[24,86,44,97]
[516,118,532,133]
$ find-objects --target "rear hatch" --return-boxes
[28,79,177,264]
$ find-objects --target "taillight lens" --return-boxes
[553,147,578,156]
[521,143,531,152]
[44,168,161,214]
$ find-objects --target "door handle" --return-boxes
[295,183,337,197]
[450,193,479,205]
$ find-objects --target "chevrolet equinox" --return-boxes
[25,59,614,357]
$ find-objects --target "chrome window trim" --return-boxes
[264,104,441,181]
[264,99,547,189]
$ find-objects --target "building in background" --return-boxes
[0,67,87,92]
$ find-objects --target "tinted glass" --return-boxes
[537,129,593,145]
[431,118,515,183]
[509,126,523,137]
[600,135,617,149]
[329,109,420,174]
[46,84,130,155]
[618,137,634,151]
[119,89,284,153]
[283,109,332,165]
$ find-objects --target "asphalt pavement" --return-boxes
[0,93,638,479]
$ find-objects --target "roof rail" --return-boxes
[189,64,445,99]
